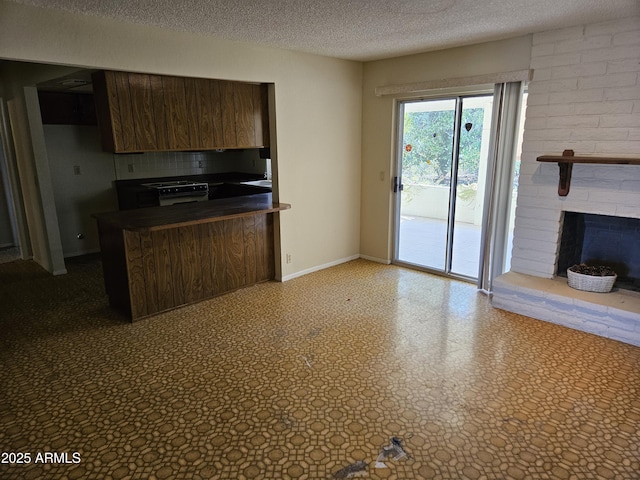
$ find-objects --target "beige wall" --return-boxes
[360,36,533,262]
[0,1,363,278]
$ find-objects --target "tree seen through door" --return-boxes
[401,107,485,188]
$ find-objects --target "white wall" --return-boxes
[511,17,640,278]
[0,0,363,277]
[360,36,533,262]
[44,125,118,257]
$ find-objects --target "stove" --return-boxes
[142,180,209,206]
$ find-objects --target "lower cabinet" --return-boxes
[98,213,275,320]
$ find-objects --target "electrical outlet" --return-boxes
[73,165,81,175]
[286,253,292,264]
[127,164,134,173]
[198,160,203,168]
[379,171,385,181]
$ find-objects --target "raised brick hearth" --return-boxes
[493,273,640,347]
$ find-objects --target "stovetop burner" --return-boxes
[141,180,209,205]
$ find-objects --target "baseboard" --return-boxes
[359,254,391,265]
[281,254,360,282]
[64,248,100,258]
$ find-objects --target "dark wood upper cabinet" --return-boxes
[219,80,237,148]
[234,82,256,148]
[162,75,191,150]
[92,71,117,152]
[195,78,223,149]
[113,72,137,152]
[127,73,157,151]
[149,75,170,151]
[184,77,202,149]
[38,91,98,126]
[92,70,269,153]
[254,83,270,148]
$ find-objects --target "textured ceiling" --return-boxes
[8,0,640,61]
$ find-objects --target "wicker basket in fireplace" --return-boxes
[567,264,617,293]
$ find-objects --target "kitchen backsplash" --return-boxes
[113,149,267,180]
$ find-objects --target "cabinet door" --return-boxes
[93,70,152,152]
[195,79,224,149]
[113,72,139,152]
[94,70,137,152]
[128,73,157,151]
[149,75,169,150]
[162,76,191,150]
[219,80,237,148]
[220,81,269,149]
[254,83,270,148]
[183,77,229,150]
[184,77,202,148]
[234,82,256,148]
[236,83,270,148]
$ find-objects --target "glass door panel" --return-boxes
[397,99,455,270]
[450,96,494,277]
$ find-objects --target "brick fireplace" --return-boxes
[491,17,640,347]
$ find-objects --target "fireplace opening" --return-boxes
[557,212,640,292]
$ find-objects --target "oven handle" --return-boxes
[159,190,209,199]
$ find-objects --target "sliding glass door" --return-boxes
[394,94,494,280]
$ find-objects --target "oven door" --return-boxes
[158,191,209,206]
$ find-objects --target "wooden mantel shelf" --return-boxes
[537,149,640,196]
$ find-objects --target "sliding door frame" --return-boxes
[391,83,523,289]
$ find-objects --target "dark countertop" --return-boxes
[114,172,266,188]
[94,193,290,232]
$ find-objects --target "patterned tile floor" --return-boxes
[0,256,639,479]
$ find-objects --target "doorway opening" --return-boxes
[0,98,22,263]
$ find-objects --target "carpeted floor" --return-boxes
[0,256,639,479]
[0,246,20,265]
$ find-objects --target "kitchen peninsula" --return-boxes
[94,194,290,321]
